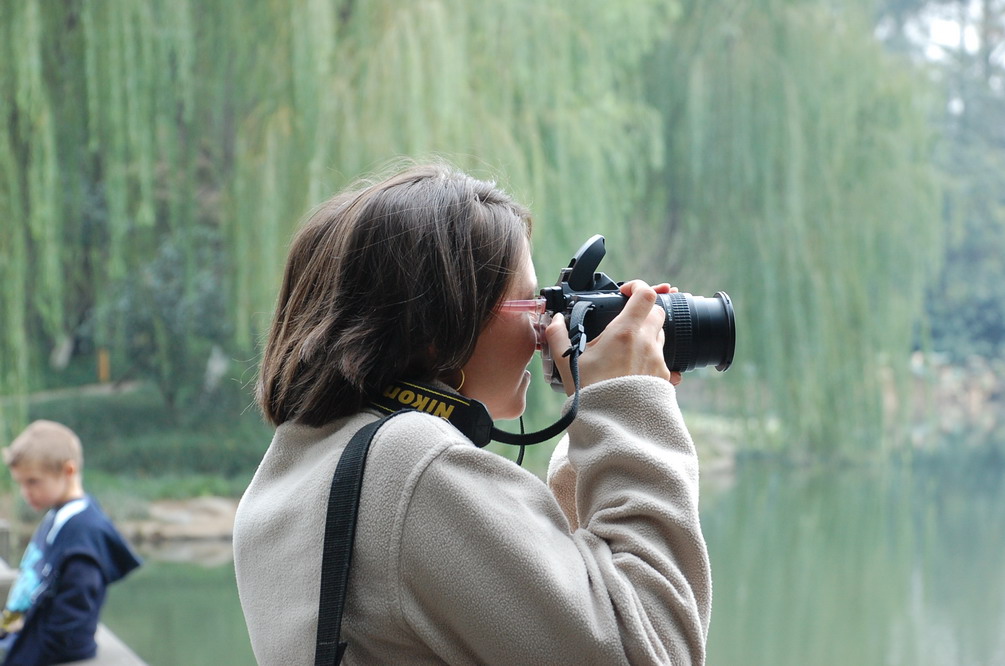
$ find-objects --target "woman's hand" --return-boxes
[546,280,682,395]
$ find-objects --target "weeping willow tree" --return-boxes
[225,0,676,348]
[0,0,676,441]
[1,1,230,433]
[0,0,944,455]
[644,0,943,455]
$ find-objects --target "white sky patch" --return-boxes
[927,16,981,56]
[891,0,997,64]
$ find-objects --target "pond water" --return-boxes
[101,460,1005,665]
[102,558,253,665]
[702,461,1005,666]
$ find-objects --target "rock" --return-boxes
[119,496,237,545]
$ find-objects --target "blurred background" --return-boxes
[0,0,1002,664]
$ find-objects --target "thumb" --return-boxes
[544,313,575,396]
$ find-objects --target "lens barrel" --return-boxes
[541,287,736,390]
[542,235,735,388]
[660,291,735,372]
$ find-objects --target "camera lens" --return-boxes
[661,291,735,372]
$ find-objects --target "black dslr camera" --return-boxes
[540,235,735,390]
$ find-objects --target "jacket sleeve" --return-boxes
[394,376,711,665]
[546,435,580,531]
[39,556,103,663]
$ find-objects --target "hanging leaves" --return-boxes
[0,0,941,456]
[647,0,942,454]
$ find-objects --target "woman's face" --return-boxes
[461,242,539,420]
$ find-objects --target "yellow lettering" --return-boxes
[411,394,430,411]
[433,402,455,419]
[398,390,415,405]
[384,386,400,399]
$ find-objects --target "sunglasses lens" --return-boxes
[536,312,551,352]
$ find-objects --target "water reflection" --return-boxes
[100,460,1005,665]
[703,461,1005,666]
[102,558,253,666]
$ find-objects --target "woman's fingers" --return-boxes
[542,281,681,392]
[544,313,576,396]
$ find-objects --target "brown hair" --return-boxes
[257,162,532,426]
[3,420,84,474]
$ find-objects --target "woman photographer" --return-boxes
[233,162,711,664]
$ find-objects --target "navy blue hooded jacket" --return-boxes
[3,496,141,665]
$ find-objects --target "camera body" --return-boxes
[540,235,735,390]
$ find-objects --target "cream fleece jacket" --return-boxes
[233,376,711,665]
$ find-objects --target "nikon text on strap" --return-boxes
[369,301,591,451]
[370,381,495,446]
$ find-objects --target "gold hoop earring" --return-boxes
[454,369,466,391]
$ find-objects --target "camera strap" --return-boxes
[315,409,411,666]
[370,381,495,446]
[491,300,590,446]
[316,305,591,664]
[368,301,591,450]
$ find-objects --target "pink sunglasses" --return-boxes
[497,297,549,349]
[497,297,547,315]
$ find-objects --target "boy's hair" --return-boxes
[2,420,84,474]
[257,161,533,427]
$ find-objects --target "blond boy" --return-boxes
[0,420,140,665]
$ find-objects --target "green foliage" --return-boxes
[643,0,943,453]
[98,227,232,410]
[0,0,678,439]
[26,382,270,479]
[1,0,946,457]
[928,123,1005,361]
[917,4,1005,362]
[86,471,253,506]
